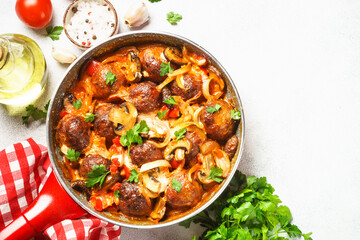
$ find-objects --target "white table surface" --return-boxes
[1,0,360,239]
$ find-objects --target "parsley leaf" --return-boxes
[148,0,161,2]
[231,110,241,120]
[114,190,120,198]
[105,71,117,85]
[206,104,221,114]
[84,113,98,122]
[22,100,50,125]
[167,12,183,25]
[163,96,177,105]
[175,128,187,140]
[159,62,174,76]
[73,98,82,109]
[65,148,80,162]
[127,169,139,183]
[172,178,182,193]
[157,110,167,119]
[209,167,223,183]
[86,165,110,188]
[46,26,63,41]
[120,120,149,149]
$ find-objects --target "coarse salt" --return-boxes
[66,0,117,47]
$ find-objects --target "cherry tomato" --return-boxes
[15,0,53,29]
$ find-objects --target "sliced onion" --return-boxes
[193,106,204,129]
[213,149,231,178]
[187,163,201,182]
[200,140,221,155]
[168,63,191,78]
[156,76,175,91]
[139,160,171,173]
[101,56,124,64]
[176,75,188,90]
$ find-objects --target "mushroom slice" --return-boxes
[200,140,221,155]
[212,149,231,178]
[163,139,192,160]
[142,171,161,193]
[182,46,207,66]
[197,154,216,184]
[139,160,171,173]
[109,102,138,136]
[150,197,167,220]
[125,51,142,82]
[164,47,188,65]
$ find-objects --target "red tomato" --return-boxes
[168,107,180,118]
[170,158,181,169]
[86,60,101,76]
[15,0,53,29]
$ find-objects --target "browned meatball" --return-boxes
[224,135,238,159]
[170,73,202,101]
[161,86,174,109]
[200,100,237,142]
[129,81,161,112]
[56,114,91,153]
[93,104,116,148]
[117,182,152,217]
[129,142,163,167]
[185,131,203,167]
[79,154,111,178]
[91,64,124,99]
[139,45,168,83]
[165,169,202,209]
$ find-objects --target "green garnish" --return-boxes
[179,170,313,240]
[172,178,182,193]
[86,165,110,188]
[65,148,81,162]
[127,169,139,183]
[22,100,50,125]
[209,167,223,183]
[174,128,187,140]
[114,190,120,198]
[157,110,167,119]
[120,120,149,149]
[167,12,182,25]
[46,26,64,41]
[206,104,221,114]
[231,110,241,120]
[105,71,117,85]
[160,62,174,76]
[148,0,161,2]
[84,113,98,122]
[73,99,82,109]
[163,96,177,105]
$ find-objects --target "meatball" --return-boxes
[79,154,111,178]
[91,64,124,99]
[129,142,163,167]
[185,131,203,167]
[161,87,174,109]
[165,170,203,209]
[129,81,161,112]
[139,45,168,83]
[56,114,91,153]
[117,182,152,217]
[224,135,238,159]
[200,100,237,142]
[93,104,116,148]
[170,73,202,101]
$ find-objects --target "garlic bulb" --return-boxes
[51,46,77,64]
[124,1,149,27]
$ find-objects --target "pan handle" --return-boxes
[0,171,87,240]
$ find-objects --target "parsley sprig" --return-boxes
[157,110,167,119]
[127,169,139,183]
[65,148,80,162]
[209,167,223,183]
[114,190,120,198]
[160,62,174,76]
[73,99,82,109]
[231,110,241,120]
[167,12,182,25]
[206,104,221,114]
[120,120,149,149]
[106,71,117,85]
[172,178,182,193]
[163,96,177,105]
[46,26,63,41]
[175,128,187,140]
[148,0,161,2]
[84,113,98,122]
[86,165,110,188]
[22,100,50,125]
[180,171,313,240]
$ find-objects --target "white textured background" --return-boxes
[1,0,360,239]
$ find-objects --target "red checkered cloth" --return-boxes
[0,138,121,240]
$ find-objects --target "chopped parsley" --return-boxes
[174,128,187,140]
[172,178,182,193]
[157,110,167,119]
[209,167,223,183]
[148,0,161,2]
[163,96,177,105]
[159,62,174,76]
[120,120,149,149]
[206,104,221,114]
[65,148,81,162]
[84,113,98,122]
[46,26,63,41]
[73,98,82,109]
[127,169,139,183]
[114,190,120,198]
[22,100,50,125]
[231,110,241,120]
[105,71,117,85]
[167,12,182,25]
[85,165,110,188]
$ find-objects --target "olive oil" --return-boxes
[0,34,47,115]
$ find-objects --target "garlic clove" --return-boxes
[52,46,77,64]
[124,1,149,28]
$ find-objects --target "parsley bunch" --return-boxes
[180,171,312,240]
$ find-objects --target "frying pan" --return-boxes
[0,31,245,239]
